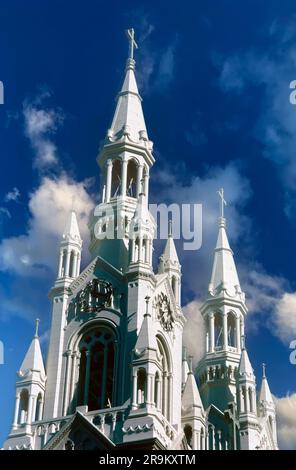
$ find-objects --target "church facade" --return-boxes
[3,30,278,451]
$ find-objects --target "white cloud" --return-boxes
[217,20,296,221]
[152,159,296,348]
[274,393,296,450]
[274,293,296,343]
[4,187,20,202]
[137,38,177,94]
[183,300,205,367]
[0,175,94,278]
[23,101,64,169]
[0,207,11,219]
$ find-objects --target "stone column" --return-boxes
[13,394,20,429]
[38,397,44,421]
[58,249,63,278]
[106,159,113,202]
[121,157,128,197]
[138,237,143,262]
[223,312,228,350]
[136,164,144,198]
[144,171,149,198]
[83,350,91,406]
[65,249,71,277]
[162,372,167,418]
[69,351,78,411]
[76,253,81,277]
[27,395,35,424]
[236,316,241,351]
[132,372,138,409]
[210,313,215,352]
[72,252,78,278]
[63,350,72,416]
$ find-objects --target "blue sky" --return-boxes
[1,0,296,448]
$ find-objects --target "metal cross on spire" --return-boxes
[35,318,40,338]
[126,28,138,60]
[262,362,266,378]
[218,187,227,218]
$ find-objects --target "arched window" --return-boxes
[77,327,116,411]
[137,368,146,405]
[227,312,236,347]
[171,276,177,300]
[248,387,253,413]
[184,424,192,447]
[19,389,29,424]
[34,393,43,422]
[214,313,223,348]
[111,159,121,198]
[126,159,137,197]
[69,251,75,278]
[157,336,171,420]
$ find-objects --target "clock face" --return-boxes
[156,293,173,331]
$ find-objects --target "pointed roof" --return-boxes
[62,210,82,244]
[182,359,203,411]
[19,321,45,376]
[108,56,148,143]
[209,216,241,296]
[239,345,254,379]
[259,364,274,406]
[159,221,180,272]
[134,297,157,354]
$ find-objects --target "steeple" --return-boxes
[239,340,254,379]
[259,364,274,406]
[134,296,158,354]
[208,189,242,298]
[63,208,82,244]
[158,220,181,304]
[11,320,46,433]
[182,357,203,410]
[106,28,148,144]
[181,356,205,450]
[56,209,82,281]
[19,319,45,377]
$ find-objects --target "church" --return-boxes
[3,29,278,451]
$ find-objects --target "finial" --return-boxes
[262,362,266,378]
[241,334,246,350]
[34,318,40,338]
[188,355,193,374]
[126,28,138,60]
[168,219,173,238]
[144,295,150,317]
[217,187,227,220]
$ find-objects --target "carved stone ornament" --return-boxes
[77,279,113,313]
[156,292,173,331]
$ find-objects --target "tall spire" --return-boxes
[107,28,148,143]
[19,320,45,376]
[208,189,242,298]
[259,364,274,406]
[63,209,81,243]
[159,220,180,271]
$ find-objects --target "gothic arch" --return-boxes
[156,334,172,421]
[66,319,119,414]
[126,158,138,197]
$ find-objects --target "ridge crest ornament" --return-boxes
[156,292,173,331]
